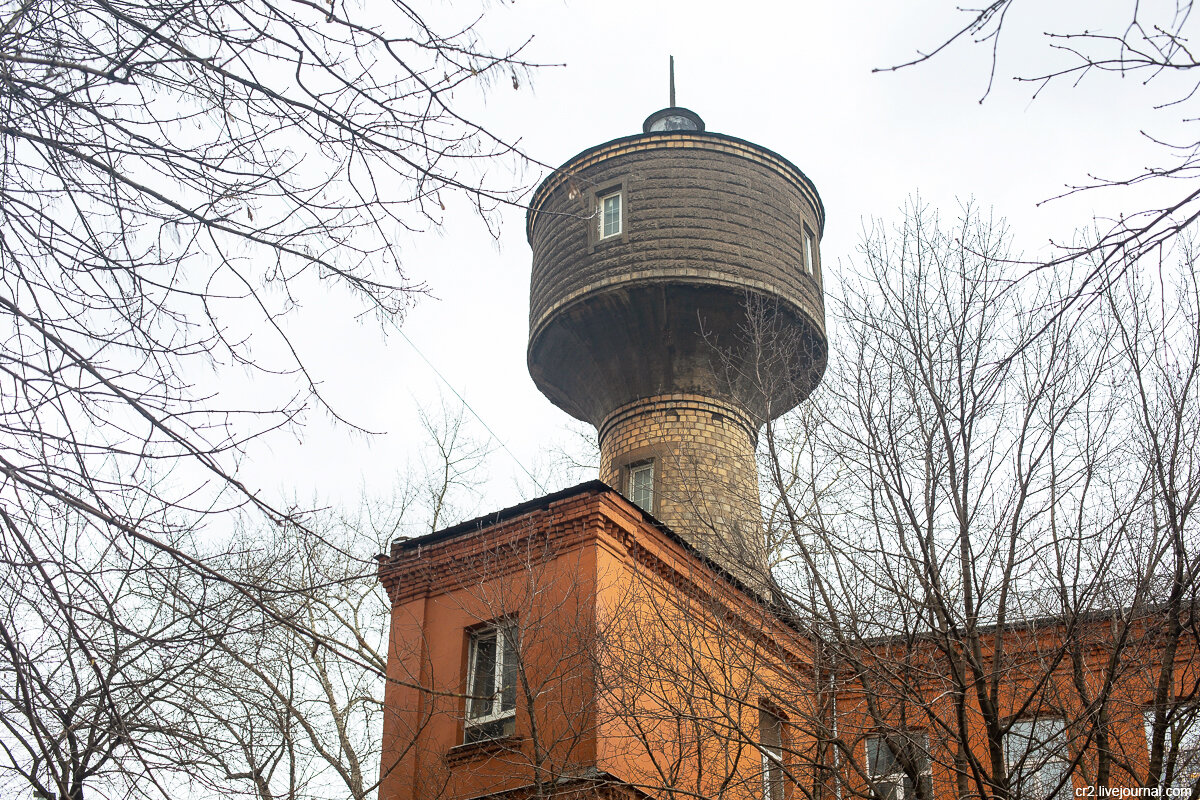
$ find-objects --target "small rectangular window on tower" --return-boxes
[628,460,653,512]
[599,191,622,239]
[464,621,518,744]
[804,228,815,275]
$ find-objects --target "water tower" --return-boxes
[526,103,826,588]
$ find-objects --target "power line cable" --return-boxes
[389,319,547,494]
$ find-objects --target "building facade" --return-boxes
[378,482,814,800]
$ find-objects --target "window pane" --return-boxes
[879,781,902,800]
[900,734,930,774]
[465,622,519,743]
[760,708,784,800]
[868,734,930,777]
[468,632,496,719]
[1008,719,1066,762]
[629,462,653,511]
[761,711,782,750]
[601,193,621,238]
[868,738,897,777]
[868,734,931,800]
[500,626,518,712]
[1006,719,1068,800]
[765,759,784,800]
[804,232,814,274]
[1040,761,1069,800]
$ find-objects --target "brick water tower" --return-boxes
[526,104,826,588]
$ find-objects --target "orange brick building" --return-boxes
[376,103,1198,800]
[377,482,816,800]
[377,483,1198,800]
[829,611,1199,800]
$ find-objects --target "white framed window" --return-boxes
[803,228,815,275]
[1144,706,1200,788]
[867,732,932,800]
[628,460,653,512]
[760,706,785,800]
[464,621,518,743]
[1005,719,1069,800]
[599,191,622,239]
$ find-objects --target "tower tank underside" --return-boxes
[528,281,825,426]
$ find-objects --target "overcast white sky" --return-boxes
[236,1,1186,527]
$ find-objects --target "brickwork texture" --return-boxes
[597,393,765,586]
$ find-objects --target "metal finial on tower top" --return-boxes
[670,55,675,107]
[643,57,704,134]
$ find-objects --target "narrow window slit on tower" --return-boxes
[803,227,815,275]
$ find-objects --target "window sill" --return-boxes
[446,735,524,765]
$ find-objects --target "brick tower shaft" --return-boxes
[598,394,765,580]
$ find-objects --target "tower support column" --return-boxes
[598,393,767,585]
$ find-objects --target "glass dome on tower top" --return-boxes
[642,107,705,133]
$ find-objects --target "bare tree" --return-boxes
[173,508,398,800]
[163,402,491,800]
[1104,234,1200,793]
[418,399,495,533]
[0,507,218,799]
[0,0,539,542]
[0,1,537,796]
[881,3,1200,302]
[0,396,497,798]
[759,201,1200,800]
